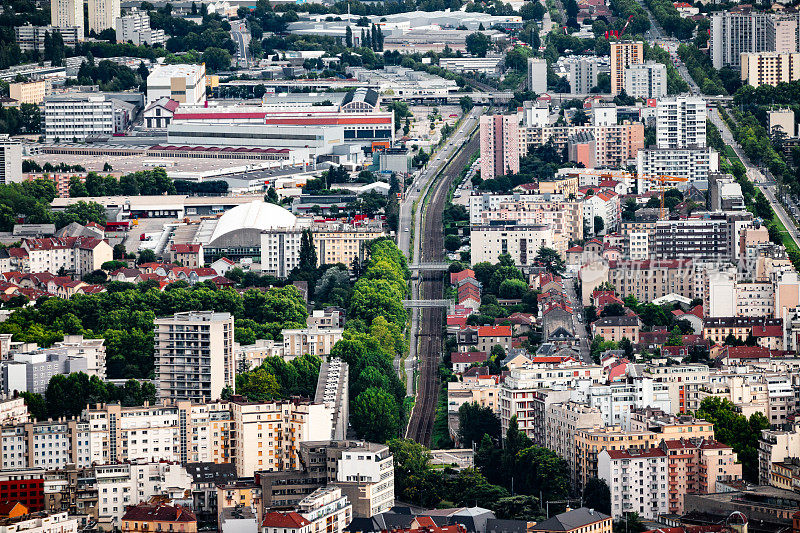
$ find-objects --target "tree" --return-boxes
[459,95,474,113]
[345,26,353,48]
[457,402,501,447]
[593,215,605,234]
[572,109,589,125]
[444,234,461,252]
[582,478,611,515]
[137,249,157,265]
[534,247,565,274]
[465,32,490,57]
[236,367,282,401]
[351,387,400,442]
[600,303,625,317]
[202,47,232,72]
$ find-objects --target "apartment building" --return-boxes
[121,503,196,533]
[9,81,47,105]
[0,511,77,533]
[610,41,644,95]
[14,25,80,51]
[153,311,235,403]
[741,51,800,87]
[43,94,118,141]
[567,57,600,94]
[447,378,501,415]
[313,358,349,442]
[312,226,384,268]
[545,401,603,482]
[499,365,604,437]
[520,122,644,169]
[643,365,711,414]
[0,136,23,185]
[16,237,112,277]
[281,325,343,357]
[759,425,800,484]
[480,114,520,181]
[50,0,84,40]
[574,426,660,491]
[87,0,119,33]
[228,397,331,477]
[471,225,562,266]
[329,441,394,518]
[702,316,783,345]
[599,448,668,519]
[606,258,698,303]
[583,379,671,428]
[710,11,796,69]
[628,409,716,440]
[591,315,641,343]
[656,96,706,149]
[146,64,207,106]
[635,147,718,185]
[469,194,584,243]
[527,58,547,94]
[624,62,667,99]
[115,8,165,45]
[653,214,749,262]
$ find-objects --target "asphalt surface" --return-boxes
[231,20,250,67]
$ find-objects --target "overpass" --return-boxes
[402,299,453,308]
[409,262,451,271]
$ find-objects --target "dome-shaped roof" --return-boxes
[208,200,296,244]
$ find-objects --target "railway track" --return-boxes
[405,134,480,446]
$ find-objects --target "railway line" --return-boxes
[405,134,480,446]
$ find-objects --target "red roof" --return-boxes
[122,504,196,523]
[477,325,512,337]
[752,324,782,337]
[606,448,666,459]
[191,268,218,277]
[566,246,584,252]
[450,269,476,284]
[262,512,311,529]
[451,352,488,364]
[170,244,201,253]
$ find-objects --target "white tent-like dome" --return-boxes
[207,200,297,248]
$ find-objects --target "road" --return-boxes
[709,108,800,250]
[230,20,250,67]
[564,278,591,363]
[404,132,481,446]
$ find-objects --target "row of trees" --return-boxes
[643,0,695,39]
[0,179,105,232]
[235,354,321,401]
[0,103,40,135]
[0,283,308,379]
[330,239,409,442]
[69,168,175,198]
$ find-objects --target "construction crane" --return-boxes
[641,174,689,218]
[621,14,634,36]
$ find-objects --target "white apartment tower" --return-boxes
[567,57,600,95]
[527,58,547,94]
[154,311,235,402]
[50,0,84,39]
[0,136,22,185]
[656,97,707,149]
[624,62,667,99]
[115,7,165,45]
[88,0,120,33]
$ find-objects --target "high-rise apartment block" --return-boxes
[153,311,235,403]
[567,57,600,94]
[115,7,165,46]
[14,25,81,52]
[624,61,667,99]
[741,52,800,87]
[479,114,520,181]
[50,0,83,40]
[656,97,707,149]
[0,136,22,185]
[87,0,120,33]
[527,58,547,94]
[610,41,643,95]
[710,12,800,69]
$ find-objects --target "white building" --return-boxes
[598,448,668,520]
[20,236,113,276]
[115,8,165,45]
[146,63,207,106]
[43,93,116,141]
[281,325,343,357]
[567,57,600,95]
[95,461,192,529]
[50,0,84,41]
[297,486,352,533]
[624,62,667,99]
[333,441,394,517]
[88,0,120,33]
[438,56,504,77]
[656,96,707,149]
[0,511,77,533]
[582,379,672,429]
[636,147,719,188]
[527,58,547,94]
[0,135,22,185]
[583,190,620,235]
[14,25,81,52]
[153,311,235,403]
[471,224,562,266]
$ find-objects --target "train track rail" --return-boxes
[405,134,479,446]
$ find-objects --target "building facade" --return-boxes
[480,114,520,181]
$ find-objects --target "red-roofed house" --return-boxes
[122,503,197,532]
[20,237,112,276]
[451,352,488,373]
[495,312,536,335]
[262,512,310,533]
[210,257,236,276]
[477,325,512,352]
[457,281,481,312]
[450,269,476,285]
[169,243,204,268]
[752,323,784,350]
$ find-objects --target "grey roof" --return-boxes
[486,519,530,533]
[593,315,639,327]
[184,462,237,484]
[341,87,379,108]
[531,508,610,532]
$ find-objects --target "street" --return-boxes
[709,109,800,250]
[230,20,250,67]
[564,277,592,363]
